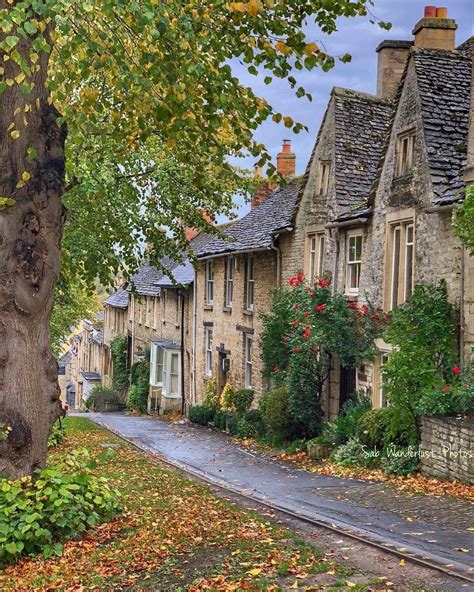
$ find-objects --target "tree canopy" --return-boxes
[1,0,389,286]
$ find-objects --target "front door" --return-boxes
[339,366,356,412]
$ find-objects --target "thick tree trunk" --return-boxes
[0,15,66,477]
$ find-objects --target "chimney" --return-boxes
[376,40,412,99]
[185,209,213,241]
[277,140,296,177]
[412,6,457,51]
[251,165,275,208]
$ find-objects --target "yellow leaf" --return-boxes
[248,0,263,16]
[290,581,298,589]
[15,72,25,84]
[346,582,356,588]
[399,559,406,566]
[21,171,31,182]
[247,568,262,576]
[406,517,414,522]
[11,130,20,139]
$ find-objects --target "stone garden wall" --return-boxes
[420,417,474,484]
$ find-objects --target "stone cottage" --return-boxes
[102,288,129,388]
[193,142,300,402]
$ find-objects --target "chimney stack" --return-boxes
[277,140,296,177]
[376,40,413,99]
[413,6,457,51]
[185,209,213,241]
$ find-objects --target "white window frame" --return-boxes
[150,343,164,387]
[388,220,415,310]
[162,350,181,398]
[244,335,253,389]
[308,233,325,281]
[205,260,214,305]
[225,257,235,308]
[346,233,363,295]
[316,160,331,196]
[245,255,254,311]
[396,130,416,177]
[205,327,213,377]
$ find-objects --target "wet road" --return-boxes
[82,412,474,581]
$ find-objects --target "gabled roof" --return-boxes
[128,255,180,297]
[104,288,129,309]
[195,179,302,258]
[332,88,393,210]
[155,260,195,288]
[413,48,471,204]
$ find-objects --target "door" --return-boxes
[339,366,356,412]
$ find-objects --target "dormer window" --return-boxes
[395,130,415,177]
[316,160,331,195]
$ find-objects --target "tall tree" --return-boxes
[0,0,388,477]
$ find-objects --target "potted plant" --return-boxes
[307,434,333,460]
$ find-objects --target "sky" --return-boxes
[228,0,474,218]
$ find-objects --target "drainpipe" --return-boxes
[270,235,282,286]
[179,290,186,415]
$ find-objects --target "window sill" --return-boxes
[162,393,181,399]
[344,294,359,302]
[243,309,254,316]
[223,306,232,313]
[204,304,214,311]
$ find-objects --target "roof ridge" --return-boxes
[332,86,392,105]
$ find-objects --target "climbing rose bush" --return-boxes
[262,273,387,438]
[417,365,474,416]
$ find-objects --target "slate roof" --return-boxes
[413,48,471,204]
[128,255,180,297]
[332,88,393,210]
[195,179,302,258]
[91,329,103,346]
[156,260,195,288]
[104,289,129,309]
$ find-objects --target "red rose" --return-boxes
[294,303,300,310]
[297,272,304,282]
[293,347,302,353]
[310,293,316,299]
[273,366,279,373]
[319,279,329,288]
[303,311,310,317]
[453,365,461,376]
[293,319,299,327]
[348,301,357,310]
[289,276,300,287]
[444,385,450,393]
[315,304,326,313]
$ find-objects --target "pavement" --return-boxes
[79,412,474,583]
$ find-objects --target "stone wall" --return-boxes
[420,416,474,484]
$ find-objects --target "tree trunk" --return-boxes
[0,15,66,478]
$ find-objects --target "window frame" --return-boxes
[224,256,235,308]
[244,334,253,389]
[395,129,416,178]
[387,219,415,310]
[316,160,331,196]
[205,260,214,305]
[345,232,363,296]
[163,351,180,398]
[245,255,254,312]
[205,327,213,377]
[150,343,165,387]
[308,232,325,282]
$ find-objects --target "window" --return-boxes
[163,352,180,397]
[225,257,235,308]
[316,160,331,195]
[150,343,181,398]
[138,298,143,325]
[153,298,158,330]
[205,260,214,305]
[150,344,164,386]
[244,335,253,388]
[245,255,254,311]
[308,233,325,281]
[396,130,415,177]
[205,327,213,376]
[389,221,414,309]
[346,233,363,295]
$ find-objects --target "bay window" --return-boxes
[150,342,181,398]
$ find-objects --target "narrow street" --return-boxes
[83,412,474,585]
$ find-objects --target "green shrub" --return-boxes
[188,405,215,426]
[0,448,119,566]
[323,392,371,447]
[330,438,381,469]
[47,421,65,449]
[110,334,129,394]
[233,389,255,415]
[381,446,420,476]
[235,410,264,438]
[417,381,474,417]
[127,351,150,414]
[86,386,121,412]
[202,379,219,411]
[213,409,227,430]
[263,387,298,442]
